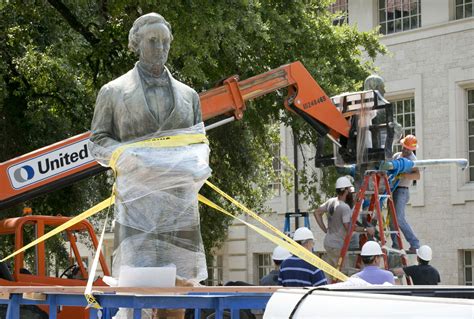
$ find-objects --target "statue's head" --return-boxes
[364,74,385,96]
[128,13,173,66]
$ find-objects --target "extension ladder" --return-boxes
[337,170,411,282]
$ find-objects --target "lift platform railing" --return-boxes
[0,286,275,319]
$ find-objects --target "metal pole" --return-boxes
[380,158,468,171]
[205,117,235,131]
[412,159,468,170]
[294,132,299,229]
[6,294,20,319]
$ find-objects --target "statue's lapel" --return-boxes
[165,67,182,117]
[123,66,158,125]
[166,68,183,125]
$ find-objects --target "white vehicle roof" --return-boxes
[264,287,474,318]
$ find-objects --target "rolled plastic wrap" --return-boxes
[379,157,415,174]
[356,93,376,166]
[88,123,210,285]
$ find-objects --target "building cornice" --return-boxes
[380,17,474,46]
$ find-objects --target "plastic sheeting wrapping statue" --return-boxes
[90,125,210,283]
[88,12,210,300]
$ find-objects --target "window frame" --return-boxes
[467,89,474,182]
[385,74,424,207]
[269,143,282,198]
[462,250,473,285]
[206,255,223,286]
[448,66,474,204]
[392,97,417,154]
[378,0,422,35]
[455,0,473,20]
[255,252,273,284]
[328,0,349,25]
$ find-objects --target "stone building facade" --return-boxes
[210,0,474,286]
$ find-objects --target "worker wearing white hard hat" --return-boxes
[314,176,375,278]
[292,226,315,241]
[391,245,440,285]
[352,241,395,284]
[259,246,291,286]
[272,246,291,261]
[335,176,355,193]
[278,227,327,287]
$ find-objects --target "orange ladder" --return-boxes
[337,170,411,283]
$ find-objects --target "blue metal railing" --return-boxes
[0,290,273,319]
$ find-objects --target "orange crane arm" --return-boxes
[0,61,349,209]
[201,61,349,138]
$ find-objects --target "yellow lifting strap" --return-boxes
[84,214,110,310]
[1,133,209,309]
[0,134,208,264]
[109,133,209,174]
[2,133,347,309]
[84,134,209,309]
[201,181,348,282]
[0,195,115,263]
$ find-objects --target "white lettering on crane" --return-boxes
[7,139,94,190]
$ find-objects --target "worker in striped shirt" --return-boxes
[278,227,328,287]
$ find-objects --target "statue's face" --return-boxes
[138,23,171,66]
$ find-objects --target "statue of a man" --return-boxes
[89,13,209,292]
[90,13,202,146]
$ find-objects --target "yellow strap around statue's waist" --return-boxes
[0,133,209,309]
[109,133,208,172]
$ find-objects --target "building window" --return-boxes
[328,0,348,25]
[206,255,223,286]
[392,97,416,153]
[455,0,473,20]
[468,89,474,181]
[463,250,473,285]
[269,143,282,197]
[256,253,273,283]
[379,0,421,35]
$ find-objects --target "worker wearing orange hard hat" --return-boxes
[390,134,421,253]
[400,135,418,151]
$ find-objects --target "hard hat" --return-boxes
[272,246,291,261]
[336,176,353,189]
[364,74,386,96]
[360,241,383,256]
[293,227,314,241]
[400,134,418,150]
[416,245,432,261]
[22,207,32,216]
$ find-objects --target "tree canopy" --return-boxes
[0,0,386,254]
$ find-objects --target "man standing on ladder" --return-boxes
[314,177,375,275]
[391,135,421,253]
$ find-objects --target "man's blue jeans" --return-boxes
[390,187,420,249]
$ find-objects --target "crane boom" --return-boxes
[0,61,351,210]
